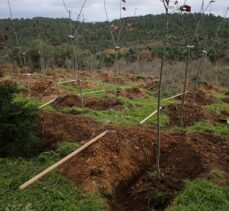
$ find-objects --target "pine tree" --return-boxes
[0,82,41,157]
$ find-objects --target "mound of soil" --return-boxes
[59,126,229,210]
[37,110,101,144]
[200,82,224,92]
[116,87,147,98]
[221,109,229,116]
[177,90,215,105]
[99,71,126,84]
[166,103,221,127]
[70,80,97,89]
[53,94,124,110]
[142,81,159,91]
[121,73,146,82]
[28,80,67,100]
[222,98,229,104]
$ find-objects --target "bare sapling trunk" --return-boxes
[7,0,25,71]
[39,40,45,77]
[156,0,169,179]
[180,47,190,127]
[26,74,31,97]
[63,0,84,107]
[136,36,140,81]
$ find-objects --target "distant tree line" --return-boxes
[0,14,228,70]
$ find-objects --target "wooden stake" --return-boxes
[19,130,111,190]
[163,91,190,102]
[140,107,163,124]
[83,90,106,95]
[38,97,58,109]
[58,80,76,84]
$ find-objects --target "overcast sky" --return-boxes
[0,0,228,22]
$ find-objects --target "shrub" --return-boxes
[0,82,41,157]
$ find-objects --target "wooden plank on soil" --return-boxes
[83,90,106,95]
[58,80,76,84]
[19,130,112,190]
[140,107,163,124]
[37,97,58,109]
[163,91,190,102]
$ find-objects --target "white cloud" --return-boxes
[0,0,228,21]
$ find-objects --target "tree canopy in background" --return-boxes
[0,14,228,69]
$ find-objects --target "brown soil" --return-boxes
[70,80,97,89]
[27,79,67,100]
[53,94,124,110]
[116,87,148,98]
[37,110,101,144]
[99,71,126,84]
[222,98,229,104]
[122,73,146,82]
[225,91,229,96]
[166,103,221,127]
[200,82,224,92]
[0,78,14,84]
[221,109,229,116]
[141,81,159,91]
[177,90,215,105]
[59,125,229,210]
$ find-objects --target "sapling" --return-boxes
[63,0,87,108]
[156,0,170,179]
[7,0,25,70]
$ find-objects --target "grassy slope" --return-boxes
[168,179,229,211]
[2,76,228,210]
[0,142,104,210]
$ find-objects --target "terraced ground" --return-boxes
[0,69,229,210]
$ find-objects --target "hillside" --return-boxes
[0,14,228,69]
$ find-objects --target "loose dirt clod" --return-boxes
[166,103,221,127]
[53,94,124,110]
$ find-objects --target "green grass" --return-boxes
[59,81,143,97]
[59,95,173,126]
[14,94,55,111]
[168,179,229,211]
[187,121,229,137]
[207,101,229,114]
[0,143,104,211]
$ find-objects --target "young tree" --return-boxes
[0,82,41,157]
[156,0,170,179]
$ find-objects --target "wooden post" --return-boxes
[140,107,163,124]
[19,130,112,190]
[163,91,190,102]
[37,97,58,109]
[58,80,76,84]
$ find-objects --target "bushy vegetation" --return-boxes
[0,14,228,69]
[0,82,41,157]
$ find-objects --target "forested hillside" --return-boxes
[0,13,228,69]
